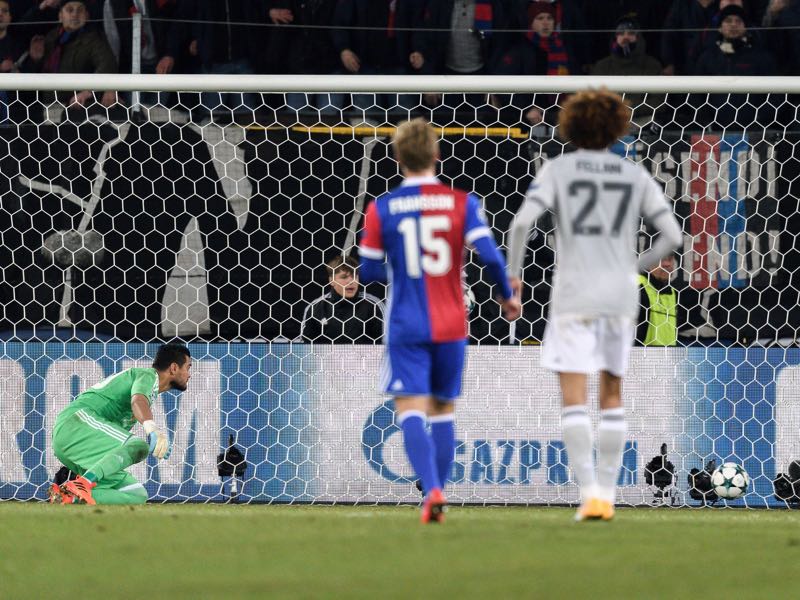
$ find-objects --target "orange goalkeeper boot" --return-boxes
[420,488,447,524]
[61,476,97,506]
[47,483,64,504]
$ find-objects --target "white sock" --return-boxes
[596,407,627,504]
[561,405,596,501]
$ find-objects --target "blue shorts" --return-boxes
[381,340,467,401]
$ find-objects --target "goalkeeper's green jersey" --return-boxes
[67,367,160,431]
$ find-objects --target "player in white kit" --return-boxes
[507,89,682,521]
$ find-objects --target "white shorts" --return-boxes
[541,315,634,377]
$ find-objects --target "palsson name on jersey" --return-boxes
[68,368,160,430]
[526,150,673,319]
[360,182,493,344]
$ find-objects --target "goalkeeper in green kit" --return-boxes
[49,344,192,505]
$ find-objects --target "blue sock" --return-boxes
[430,415,455,488]
[398,410,440,495]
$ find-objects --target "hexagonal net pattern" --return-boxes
[0,79,799,507]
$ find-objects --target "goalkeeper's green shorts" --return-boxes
[52,407,140,490]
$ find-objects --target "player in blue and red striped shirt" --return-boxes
[359,118,521,523]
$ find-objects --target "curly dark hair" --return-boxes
[558,89,631,150]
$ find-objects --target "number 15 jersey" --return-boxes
[360,177,505,344]
[518,149,675,319]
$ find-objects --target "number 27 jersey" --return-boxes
[360,179,492,344]
[528,149,672,318]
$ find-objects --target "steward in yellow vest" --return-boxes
[636,257,677,346]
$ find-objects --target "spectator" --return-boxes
[533,0,589,73]
[153,0,197,76]
[582,1,671,68]
[332,0,421,118]
[492,2,569,127]
[636,256,678,346]
[0,0,22,69]
[19,0,102,38]
[300,255,384,344]
[762,0,800,74]
[102,0,190,107]
[661,0,719,75]
[693,4,777,126]
[265,0,342,117]
[590,18,664,128]
[21,0,119,109]
[102,1,181,75]
[0,0,23,120]
[415,0,512,118]
[695,4,776,74]
[191,0,262,118]
[696,0,764,56]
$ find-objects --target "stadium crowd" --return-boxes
[0,0,793,120]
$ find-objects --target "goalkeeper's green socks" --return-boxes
[91,487,148,505]
[84,439,149,483]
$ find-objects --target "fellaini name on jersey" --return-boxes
[576,160,622,174]
[388,194,455,214]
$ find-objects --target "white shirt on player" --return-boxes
[508,149,682,320]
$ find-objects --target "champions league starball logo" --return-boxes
[361,400,414,483]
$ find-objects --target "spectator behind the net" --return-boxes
[695,0,764,56]
[414,0,512,115]
[0,0,24,120]
[529,0,591,73]
[332,0,422,117]
[264,0,342,117]
[762,0,800,74]
[300,255,384,344]
[103,1,185,76]
[190,0,262,117]
[581,1,673,68]
[590,18,664,128]
[0,0,23,70]
[21,0,119,109]
[491,2,569,127]
[661,0,719,75]
[693,5,777,127]
[153,0,199,76]
[19,0,102,38]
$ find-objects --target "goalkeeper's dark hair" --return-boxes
[153,343,191,371]
[558,89,631,150]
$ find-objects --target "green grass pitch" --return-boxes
[2,503,799,599]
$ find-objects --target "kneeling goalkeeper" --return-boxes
[50,343,192,505]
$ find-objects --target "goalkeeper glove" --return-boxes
[143,420,171,460]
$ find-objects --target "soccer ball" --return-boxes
[710,462,750,499]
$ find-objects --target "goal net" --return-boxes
[0,74,798,507]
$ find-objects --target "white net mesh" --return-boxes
[0,79,799,506]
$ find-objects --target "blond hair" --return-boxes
[392,118,438,172]
[558,89,631,150]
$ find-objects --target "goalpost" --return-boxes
[0,74,799,507]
